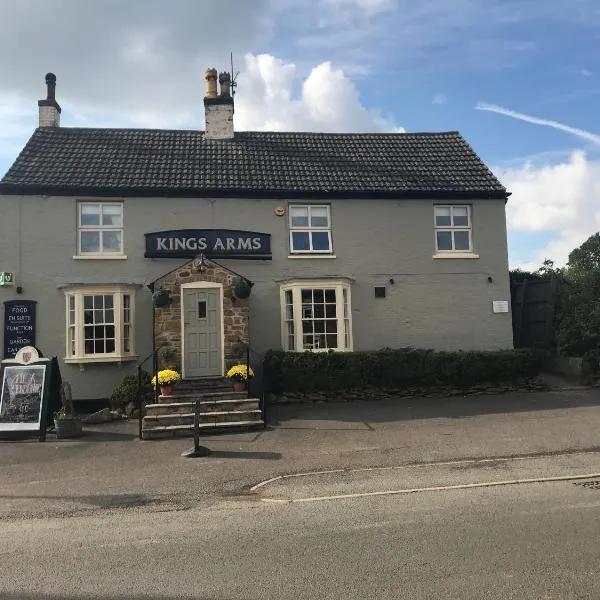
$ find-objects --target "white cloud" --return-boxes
[234,54,403,133]
[476,102,600,146]
[496,152,600,267]
[579,68,592,77]
[432,94,447,105]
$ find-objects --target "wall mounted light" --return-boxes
[193,253,207,274]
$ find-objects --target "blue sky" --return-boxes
[1,0,599,268]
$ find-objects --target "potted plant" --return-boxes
[54,382,83,439]
[151,369,181,397]
[226,364,254,392]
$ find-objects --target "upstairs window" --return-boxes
[289,205,333,254]
[78,202,124,255]
[434,205,472,252]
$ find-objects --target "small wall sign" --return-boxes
[3,300,36,358]
[493,300,509,313]
[0,272,15,286]
[144,229,272,260]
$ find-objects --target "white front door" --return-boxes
[183,288,222,378]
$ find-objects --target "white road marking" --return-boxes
[249,450,600,491]
[261,472,600,504]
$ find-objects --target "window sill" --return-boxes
[287,254,337,259]
[64,355,138,366]
[432,252,480,260]
[73,255,128,260]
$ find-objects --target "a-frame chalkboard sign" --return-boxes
[0,346,51,442]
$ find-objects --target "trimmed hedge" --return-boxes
[263,348,545,393]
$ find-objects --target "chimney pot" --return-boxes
[204,68,218,99]
[218,72,231,98]
[38,72,61,127]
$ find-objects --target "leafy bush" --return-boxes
[109,371,154,412]
[263,348,545,393]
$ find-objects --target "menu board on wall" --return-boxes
[0,361,50,435]
[3,300,36,358]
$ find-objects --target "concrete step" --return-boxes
[141,420,264,439]
[144,409,262,427]
[158,390,248,403]
[146,399,260,415]
[175,378,232,392]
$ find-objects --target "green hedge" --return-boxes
[263,348,545,393]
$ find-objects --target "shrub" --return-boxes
[263,348,545,393]
[110,371,154,412]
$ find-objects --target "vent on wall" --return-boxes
[374,286,386,298]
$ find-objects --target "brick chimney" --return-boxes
[204,67,234,139]
[38,73,61,128]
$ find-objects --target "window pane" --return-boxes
[452,207,469,227]
[436,231,453,251]
[326,334,337,349]
[104,295,113,309]
[84,296,93,310]
[453,230,471,251]
[93,296,104,310]
[435,207,451,227]
[291,231,310,251]
[102,231,122,253]
[310,206,329,227]
[80,231,100,253]
[324,289,336,303]
[314,304,325,318]
[325,304,336,318]
[301,289,312,303]
[290,206,309,227]
[80,204,100,226]
[313,289,324,303]
[311,232,331,251]
[102,204,122,227]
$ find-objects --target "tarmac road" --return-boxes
[1,456,600,599]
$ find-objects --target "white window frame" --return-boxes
[77,201,125,258]
[279,279,353,352]
[434,205,473,253]
[63,286,137,364]
[289,204,333,254]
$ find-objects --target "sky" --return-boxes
[1,0,599,270]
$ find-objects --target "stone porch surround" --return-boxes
[153,257,250,373]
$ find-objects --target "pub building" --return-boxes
[0,70,513,414]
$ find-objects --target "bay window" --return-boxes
[64,286,136,363]
[280,279,353,351]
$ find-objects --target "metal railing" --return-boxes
[236,338,267,428]
[136,347,161,440]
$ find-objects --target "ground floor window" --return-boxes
[280,279,353,351]
[63,286,136,363]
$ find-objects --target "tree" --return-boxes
[568,232,600,273]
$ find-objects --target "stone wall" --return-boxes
[267,378,549,405]
[153,258,249,372]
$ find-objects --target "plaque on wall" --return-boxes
[3,300,37,359]
[0,359,50,438]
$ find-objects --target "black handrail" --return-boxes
[237,338,267,428]
[136,346,166,440]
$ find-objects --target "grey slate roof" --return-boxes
[0,127,508,199]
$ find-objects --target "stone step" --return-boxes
[175,377,232,391]
[158,390,247,403]
[143,410,262,427]
[141,420,264,439]
[146,399,260,415]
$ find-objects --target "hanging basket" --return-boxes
[233,280,252,299]
[153,289,171,308]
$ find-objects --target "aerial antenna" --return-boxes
[230,51,239,98]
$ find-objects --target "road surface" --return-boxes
[2,451,600,599]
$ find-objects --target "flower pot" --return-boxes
[232,381,246,393]
[54,417,83,439]
[160,385,173,396]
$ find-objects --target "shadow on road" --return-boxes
[203,450,281,460]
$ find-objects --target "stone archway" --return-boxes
[152,257,250,377]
